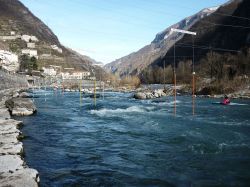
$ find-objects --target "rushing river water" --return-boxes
[18,90,250,187]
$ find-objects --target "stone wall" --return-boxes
[0,70,28,90]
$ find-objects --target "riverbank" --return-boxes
[0,89,39,186]
[132,84,250,100]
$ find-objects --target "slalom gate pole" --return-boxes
[174,71,177,116]
[79,79,82,106]
[94,79,96,106]
[103,82,104,100]
[192,72,195,116]
[173,41,176,116]
[192,36,195,116]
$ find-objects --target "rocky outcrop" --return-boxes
[19,92,31,98]
[0,90,39,187]
[5,98,36,116]
[0,118,39,187]
[134,88,173,100]
[0,167,39,187]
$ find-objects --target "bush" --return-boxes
[120,75,141,88]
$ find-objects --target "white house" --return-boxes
[42,67,57,76]
[0,36,18,40]
[21,49,38,58]
[51,45,63,53]
[21,35,39,43]
[27,42,35,48]
[0,50,19,72]
[82,71,91,77]
[61,72,82,80]
[61,71,90,80]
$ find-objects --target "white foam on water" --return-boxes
[90,105,155,117]
[218,142,249,152]
[209,120,250,126]
[229,103,248,106]
[151,100,181,106]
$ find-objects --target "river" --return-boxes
[18,90,250,187]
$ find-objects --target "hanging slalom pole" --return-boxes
[173,42,177,116]
[163,60,166,90]
[79,79,82,106]
[192,72,195,115]
[170,28,197,116]
[32,78,35,102]
[102,81,105,100]
[192,36,196,116]
[44,77,47,102]
[94,78,96,107]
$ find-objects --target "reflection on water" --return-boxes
[18,90,250,187]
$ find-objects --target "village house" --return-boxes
[27,42,36,48]
[51,45,63,53]
[42,67,57,76]
[21,35,39,43]
[0,31,21,41]
[61,69,90,80]
[21,49,38,58]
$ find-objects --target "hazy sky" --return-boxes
[20,0,228,64]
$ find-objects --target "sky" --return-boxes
[20,0,228,64]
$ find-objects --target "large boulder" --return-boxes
[5,98,36,116]
[0,168,39,187]
[134,92,147,99]
[145,92,154,99]
[19,92,31,98]
[12,92,19,98]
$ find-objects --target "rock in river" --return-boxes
[5,98,37,116]
[134,92,147,99]
[19,92,31,98]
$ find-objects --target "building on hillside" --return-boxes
[0,35,19,41]
[0,50,19,72]
[51,45,63,53]
[27,42,36,48]
[61,69,91,80]
[0,31,21,41]
[21,49,38,58]
[82,71,91,77]
[42,67,57,76]
[42,65,62,77]
[21,35,39,43]
[88,76,96,80]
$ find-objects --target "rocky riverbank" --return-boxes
[133,85,250,100]
[0,89,39,186]
[134,88,173,99]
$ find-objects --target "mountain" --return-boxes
[105,0,249,77]
[155,0,250,68]
[0,0,103,74]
